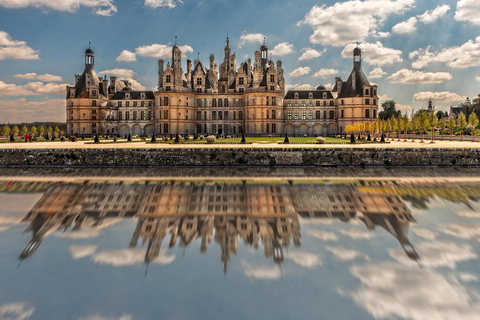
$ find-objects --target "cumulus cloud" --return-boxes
[438,224,480,239]
[392,17,418,34]
[459,273,479,282]
[309,230,338,241]
[413,91,466,103]
[289,67,311,77]
[56,229,102,239]
[269,42,294,56]
[313,68,338,78]
[368,67,386,79]
[378,94,393,101]
[476,75,480,83]
[69,245,98,259]
[286,251,322,268]
[242,261,282,280]
[116,50,136,62]
[349,262,480,320]
[15,73,63,82]
[340,229,374,240]
[0,31,39,60]
[410,37,480,69]
[0,98,65,122]
[392,5,450,34]
[390,241,477,269]
[0,302,35,320]
[0,0,117,16]
[0,81,68,97]
[326,246,368,261]
[238,32,265,48]
[144,0,181,9]
[78,314,132,320]
[99,68,136,79]
[455,209,480,218]
[298,0,415,46]
[341,42,403,66]
[455,0,480,26]
[298,48,326,61]
[375,31,390,38]
[412,228,436,240]
[92,248,175,266]
[388,69,453,84]
[285,83,316,91]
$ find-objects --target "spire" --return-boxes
[226,37,230,48]
[353,43,361,69]
[175,35,177,46]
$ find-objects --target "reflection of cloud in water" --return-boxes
[0,215,24,225]
[54,219,122,240]
[390,242,477,269]
[91,249,175,267]
[300,218,333,225]
[326,246,368,262]
[308,230,338,241]
[454,210,480,218]
[0,194,42,215]
[242,261,282,280]
[78,314,132,320]
[0,302,35,320]
[69,245,98,259]
[286,251,322,268]
[438,224,480,239]
[459,273,479,282]
[340,229,374,240]
[0,226,11,232]
[412,228,436,240]
[349,263,480,320]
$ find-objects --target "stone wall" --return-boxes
[0,148,479,167]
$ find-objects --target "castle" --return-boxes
[66,39,378,137]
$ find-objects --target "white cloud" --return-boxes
[289,66,311,77]
[326,246,367,261]
[56,229,102,239]
[242,261,282,280]
[341,42,403,66]
[285,83,316,91]
[144,0,181,9]
[410,37,480,69]
[374,31,391,38]
[0,226,11,232]
[238,32,265,48]
[313,68,338,78]
[340,229,374,239]
[476,75,480,83]
[455,0,480,26]
[0,0,117,16]
[412,228,436,240]
[298,48,326,61]
[413,91,466,103]
[134,43,193,59]
[309,230,338,241]
[298,0,415,46]
[392,17,418,34]
[378,93,392,101]
[0,215,24,225]
[459,273,479,282]
[69,245,98,259]
[286,251,322,268]
[368,67,386,79]
[418,4,450,24]
[0,302,35,320]
[349,263,480,320]
[0,31,39,60]
[438,224,480,239]
[15,73,63,82]
[91,248,175,266]
[14,73,37,79]
[126,79,146,91]
[388,69,453,84]
[78,315,132,320]
[0,81,68,97]
[455,209,480,218]
[116,50,136,62]
[269,42,294,56]
[390,241,477,269]
[99,68,136,79]
[0,98,65,123]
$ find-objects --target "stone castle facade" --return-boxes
[66,39,378,137]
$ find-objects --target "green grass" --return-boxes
[153,136,349,144]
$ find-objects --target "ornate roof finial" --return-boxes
[356,41,360,47]
[197,52,200,60]
[175,36,177,46]
[264,36,266,45]
[89,41,91,49]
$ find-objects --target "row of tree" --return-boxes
[1,124,64,138]
[346,109,479,142]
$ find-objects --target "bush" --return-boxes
[316,137,326,144]
[268,134,272,137]
[199,135,205,140]
[206,135,216,144]
[227,135,232,139]
[303,134,308,137]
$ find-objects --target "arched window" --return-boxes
[212,99,216,107]
[224,99,228,107]
[218,99,222,108]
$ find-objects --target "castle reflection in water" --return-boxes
[20,179,424,270]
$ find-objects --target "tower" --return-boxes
[224,37,231,60]
[260,38,268,69]
[85,44,95,72]
[353,46,361,69]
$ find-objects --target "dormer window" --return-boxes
[323,92,327,99]
[294,92,299,99]
[270,75,275,82]
[166,75,171,83]
[308,92,313,99]
[141,93,145,100]
[197,78,202,86]
[125,93,130,100]
[365,88,369,95]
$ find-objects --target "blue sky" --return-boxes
[1,0,480,122]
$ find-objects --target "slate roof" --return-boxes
[284,90,334,99]
[110,91,155,100]
[74,69,105,98]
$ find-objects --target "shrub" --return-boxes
[199,135,205,140]
[113,137,117,142]
[268,134,272,137]
[316,137,326,144]
[227,135,232,139]
[206,135,216,144]
[303,134,308,137]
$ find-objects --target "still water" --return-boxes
[1,168,480,320]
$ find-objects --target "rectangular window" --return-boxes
[295,111,299,120]
[118,111,123,120]
[197,123,202,133]
[316,101,320,106]
[164,110,169,119]
[329,110,334,119]
[218,111,223,120]
[309,110,313,120]
[92,100,96,106]
[239,77,244,85]
[301,110,306,120]
[197,111,201,120]
[272,123,276,133]
[233,111,236,120]
[224,111,228,120]
[287,110,292,120]
[365,109,370,118]
[141,111,145,120]
[239,111,243,120]
[272,110,276,119]
[118,101,122,108]
[341,110,344,118]
[166,75,171,83]
[212,111,217,120]
[141,101,146,107]
[163,123,168,133]
[197,78,202,85]
[197,99,202,107]
[148,111,153,120]
[239,88,244,93]
[270,75,275,82]
[133,101,137,107]
[323,110,327,119]
[133,111,137,120]
[266,123,269,133]
[315,110,320,119]
[163,97,169,106]
[126,101,130,108]
[272,97,276,105]
[125,111,130,120]
[365,99,370,105]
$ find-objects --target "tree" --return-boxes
[30,125,37,137]
[39,125,45,137]
[12,125,19,136]
[47,126,53,134]
[468,112,479,142]
[401,113,408,141]
[436,110,444,120]
[417,110,429,143]
[54,126,60,137]
[447,116,456,141]
[428,109,438,143]
[457,112,467,141]
[379,100,401,120]
[2,124,10,137]
[22,125,28,136]
[438,114,446,140]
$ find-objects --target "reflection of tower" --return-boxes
[130,216,171,263]
[214,216,237,274]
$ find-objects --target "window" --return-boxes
[141,101,146,107]
[315,111,320,119]
[148,111,153,120]
[239,88,244,93]
[323,101,326,106]
[197,111,201,120]
[197,123,202,133]
[141,111,145,120]
[270,86,275,91]
[218,99,222,108]
[164,110,169,119]
[163,123,168,133]
[323,110,327,119]
[118,111,123,120]
[197,78,202,85]
[126,101,130,108]
[212,111,217,120]
[166,75,171,83]
[316,101,320,106]
[118,101,122,108]
[166,86,171,91]
[163,97,169,106]
[212,99,216,107]
[309,110,313,120]
[92,100,96,106]
[266,97,269,106]
[287,110,292,120]
[373,109,377,118]
[272,110,276,119]
[196,88,202,93]
[239,77,244,85]
[272,123,277,133]
[133,111,137,120]
[266,123,269,133]
[330,101,335,106]
[365,99,370,105]
[301,110,306,120]
[125,111,130,120]
[295,111,299,120]
[301,100,306,107]
[366,89,369,95]
[270,75,275,82]
[92,90,97,96]
[197,99,202,107]
[224,111,228,120]
[341,110,344,118]
[329,110,334,119]
[309,101,313,107]
[224,99,228,107]
[92,116,96,120]
[239,111,244,120]
[341,100,344,105]
[133,101,137,107]
[373,99,376,105]
[365,109,370,118]
[218,111,222,120]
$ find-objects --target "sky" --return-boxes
[1,0,480,122]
